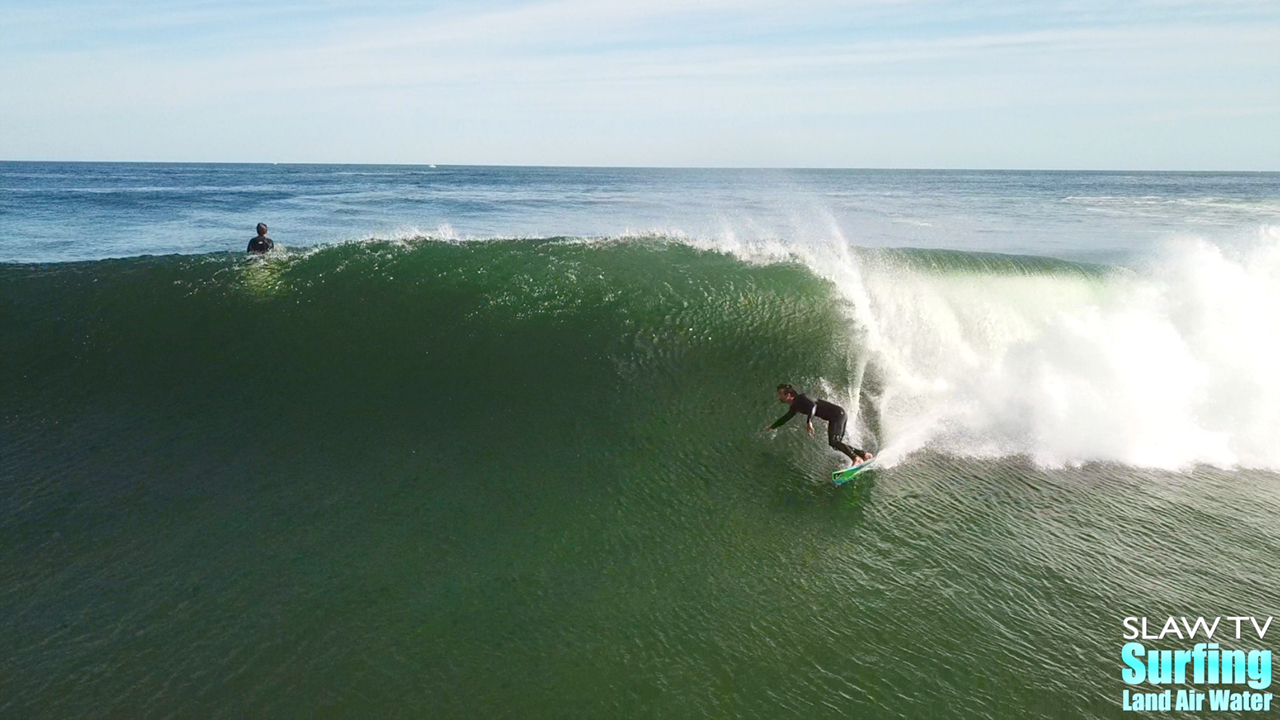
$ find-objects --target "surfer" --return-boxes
[247,223,274,254]
[764,384,873,466]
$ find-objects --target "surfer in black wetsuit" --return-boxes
[764,384,873,466]
[247,223,274,254]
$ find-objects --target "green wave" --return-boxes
[1,239,870,488]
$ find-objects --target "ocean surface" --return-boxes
[3,163,1280,718]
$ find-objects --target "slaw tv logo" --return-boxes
[1121,616,1273,712]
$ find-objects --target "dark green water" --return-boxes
[3,239,1278,718]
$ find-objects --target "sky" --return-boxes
[1,0,1278,169]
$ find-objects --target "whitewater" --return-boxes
[740,227,1280,470]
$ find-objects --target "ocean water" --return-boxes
[3,163,1280,718]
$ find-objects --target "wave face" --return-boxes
[0,240,853,555]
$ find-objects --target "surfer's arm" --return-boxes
[766,409,797,431]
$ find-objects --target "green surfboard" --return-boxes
[832,458,877,485]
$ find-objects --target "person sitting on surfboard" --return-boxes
[247,223,274,254]
[764,384,873,466]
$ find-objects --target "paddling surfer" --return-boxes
[764,384,873,466]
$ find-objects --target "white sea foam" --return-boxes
[865,228,1280,470]
[716,225,1280,471]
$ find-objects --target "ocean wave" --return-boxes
[4,232,1277,471]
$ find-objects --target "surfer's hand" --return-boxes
[807,424,814,436]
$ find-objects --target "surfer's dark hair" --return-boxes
[776,383,797,395]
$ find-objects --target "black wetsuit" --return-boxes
[770,394,868,463]
[247,236,274,253]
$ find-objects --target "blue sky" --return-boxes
[2,0,1277,168]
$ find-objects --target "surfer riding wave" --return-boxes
[764,384,873,466]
